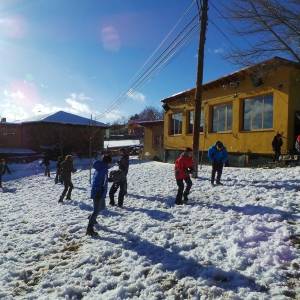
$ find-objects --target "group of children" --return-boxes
[0,142,227,236]
[174,141,228,205]
[87,148,129,236]
[39,150,129,237]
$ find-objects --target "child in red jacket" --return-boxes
[174,148,194,205]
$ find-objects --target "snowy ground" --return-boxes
[0,159,299,299]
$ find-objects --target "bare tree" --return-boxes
[223,0,300,65]
[136,106,163,121]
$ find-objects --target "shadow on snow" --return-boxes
[95,226,268,294]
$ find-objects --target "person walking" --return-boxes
[174,147,193,205]
[295,134,300,153]
[109,148,129,207]
[208,141,228,186]
[0,159,11,190]
[272,133,283,162]
[58,155,76,203]
[41,154,50,177]
[54,156,63,184]
[86,155,112,237]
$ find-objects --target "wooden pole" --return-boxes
[192,0,208,178]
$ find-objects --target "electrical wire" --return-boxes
[93,0,200,121]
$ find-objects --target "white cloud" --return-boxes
[0,90,96,122]
[0,89,124,124]
[101,26,121,52]
[126,89,146,102]
[0,89,29,120]
[102,109,123,122]
[0,16,27,39]
[213,48,224,54]
[65,93,92,114]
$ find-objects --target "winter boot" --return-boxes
[86,226,98,237]
[183,195,189,204]
[58,196,63,203]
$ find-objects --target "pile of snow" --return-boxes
[0,160,299,299]
[104,140,140,148]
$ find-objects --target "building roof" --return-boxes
[19,111,108,127]
[137,120,164,127]
[161,56,300,103]
[104,139,140,148]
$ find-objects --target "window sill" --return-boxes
[169,134,182,136]
[240,128,274,133]
[186,132,204,136]
[209,131,232,134]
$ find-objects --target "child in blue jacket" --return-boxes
[86,155,112,237]
[208,141,228,186]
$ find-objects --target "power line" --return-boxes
[209,18,240,50]
[95,13,198,119]
[210,1,253,48]
[129,0,196,85]
[93,0,199,121]
[104,21,199,114]
[96,19,199,119]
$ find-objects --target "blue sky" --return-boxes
[0,0,248,123]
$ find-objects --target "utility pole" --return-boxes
[192,0,208,178]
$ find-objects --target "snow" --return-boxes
[104,140,140,148]
[0,160,299,299]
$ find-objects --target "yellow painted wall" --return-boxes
[164,65,297,155]
[142,124,164,159]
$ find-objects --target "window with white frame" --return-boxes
[187,110,204,134]
[212,103,232,132]
[169,113,182,135]
[243,94,273,130]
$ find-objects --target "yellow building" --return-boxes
[161,57,300,165]
[138,120,164,160]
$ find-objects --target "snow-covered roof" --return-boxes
[0,148,36,154]
[104,139,140,148]
[19,111,107,127]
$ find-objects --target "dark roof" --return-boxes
[18,111,108,127]
[162,56,300,103]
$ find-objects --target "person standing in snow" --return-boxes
[0,159,11,190]
[58,155,76,203]
[295,134,300,153]
[86,154,112,237]
[272,133,283,162]
[54,156,63,184]
[174,147,194,205]
[109,148,129,207]
[41,154,50,177]
[208,141,228,186]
